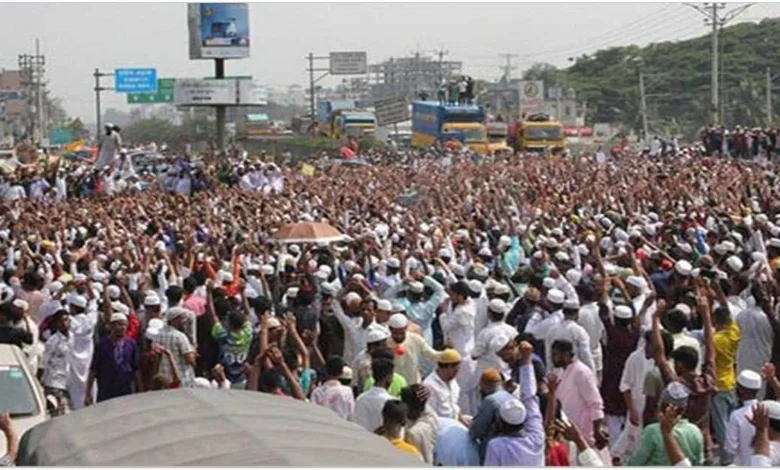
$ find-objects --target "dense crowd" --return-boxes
[3,142,780,466]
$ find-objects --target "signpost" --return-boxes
[114,68,158,93]
[127,78,175,104]
[329,51,367,75]
[374,97,409,127]
[518,80,544,115]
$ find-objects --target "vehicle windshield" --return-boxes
[525,126,563,141]
[0,365,38,416]
[460,128,487,143]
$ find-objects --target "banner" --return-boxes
[188,3,250,60]
[518,80,544,115]
[300,164,316,177]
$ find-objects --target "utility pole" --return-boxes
[93,69,114,138]
[555,76,562,122]
[432,47,449,84]
[639,69,649,143]
[685,2,753,124]
[767,66,773,125]
[304,53,331,129]
[18,40,45,144]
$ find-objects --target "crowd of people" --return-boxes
[699,125,780,160]
[3,141,780,467]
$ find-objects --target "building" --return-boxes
[368,54,462,102]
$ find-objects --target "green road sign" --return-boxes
[127,78,175,104]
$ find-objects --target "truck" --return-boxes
[411,101,489,154]
[510,113,567,153]
[331,110,376,141]
[242,113,274,138]
[486,122,512,154]
[315,100,356,137]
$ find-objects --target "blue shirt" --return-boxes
[470,389,514,462]
[434,418,480,466]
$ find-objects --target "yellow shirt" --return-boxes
[389,438,423,459]
[713,321,741,392]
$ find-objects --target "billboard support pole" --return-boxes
[308,53,315,122]
[215,58,226,151]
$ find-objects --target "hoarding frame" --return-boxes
[329,51,367,75]
[188,3,250,60]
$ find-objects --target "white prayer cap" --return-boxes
[730,231,744,244]
[107,285,121,300]
[145,318,165,339]
[261,265,275,276]
[471,264,489,279]
[321,282,338,296]
[111,302,129,315]
[765,400,780,420]
[468,279,483,295]
[713,243,728,256]
[674,260,693,277]
[752,252,767,263]
[286,287,299,298]
[726,255,744,273]
[289,244,301,254]
[69,295,88,309]
[143,293,161,307]
[366,326,389,344]
[542,277,556,289]
[614,305,633,319]
[388,313,409,329]
[604,263,619,276]
[110,312,128,323]
[721,240,736,253]
[377,299,393,312]
[387,257,401,269]
[438,248,452,259]
[626,276,646,290]
[554,251,571,263]
[674,303,692,317]
[452,264,466,277]
[352,273,365,281]
[563,297,580,310]
[193,377,215,389]
[757,214,769,224]
[547,289,565,305]
[12,299,29,311]
[499,398,527,425]
[768,238,780,249]
[737,370,762,390]
[244,286,260,300]
[493,283,511,296]
[566,269,582,286]
[478,246,492,257]
[546,238,559,249]
[48,281,64,295]
[498,235,512,248]
[488,298,509,315]
[409,281,425,294]
[314,270,329,281]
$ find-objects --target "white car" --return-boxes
[0,345,48,453]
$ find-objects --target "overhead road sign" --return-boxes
[127,78,176,104]
[329,51,367,75]
[115,68,157,93]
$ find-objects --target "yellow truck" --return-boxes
[486,122,512,154]
[511,114,567,153]
[411,101,489,154]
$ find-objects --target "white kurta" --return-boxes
[67,307,98,410]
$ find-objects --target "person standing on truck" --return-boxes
[466,76,474,104]
[449,79,459,106]
[437,81,447,105]
[458,77,467,105]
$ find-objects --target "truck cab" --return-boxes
[411,101,489,154]
[336,111,376,141]
[486,122,511,154]
[514,114,566,153]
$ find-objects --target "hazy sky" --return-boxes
[1,1,778,122]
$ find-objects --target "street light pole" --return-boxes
[214,58,226,150]
[639,69,649,143]
[767,66,773,125]
[93,69,114,138]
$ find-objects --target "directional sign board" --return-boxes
[127,78,175,104]
[329,51,367,75]
[115,68,158,93]
[374,97,409,127]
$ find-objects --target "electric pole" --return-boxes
[432,47,449,84]
[497,53,518,116]
[18,39,45,144]
[685,2,753,124]
[639,69,649,143]
[767,66,773,125]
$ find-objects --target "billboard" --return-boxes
[330,52,367,75]
[238,80,268,106]
[174,78,237,105]
[188,3,250,60]
[518,80,544,115]
[374,97,409,127]
[114,68,157,93]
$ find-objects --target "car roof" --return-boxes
[0,343,27,365]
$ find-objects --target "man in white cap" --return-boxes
[387,312,442,385]
[151,307,196,388]
[66,293,98,410]
[724,369,763,465]
[544,296,594,372]
[472,299,518,380]
[352,324,390,391]
[441,280,480,417]
[483,341,544,466]
[331,289,378,367]
[84,312,141,406]
[384,273,447,348]
[525,288,565,357]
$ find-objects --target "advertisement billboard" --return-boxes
[330,52,367,75]
[174,78,237,105]
[374,97,409,127]
[188,3,250,60]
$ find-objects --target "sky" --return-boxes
[1,1,779,123]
